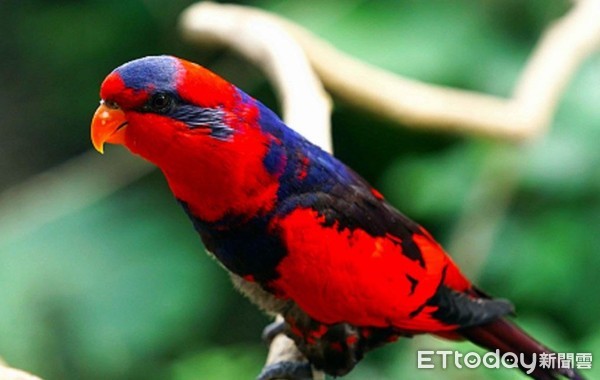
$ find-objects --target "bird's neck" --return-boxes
[164,166,279,223]
[128,93,291,223]
[159,131,282,224]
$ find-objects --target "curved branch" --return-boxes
[0,358,42,380]
[180,1,332,151]
[180,1,600,141]
[0,149,154,245]
[512,0,600,130]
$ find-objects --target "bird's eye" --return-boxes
[149,93,173,113]
[103,100,120,109]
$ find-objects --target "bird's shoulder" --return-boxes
[271,134,427,267]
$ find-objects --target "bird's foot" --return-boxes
[262,319,287,345]
[256,361,313,380]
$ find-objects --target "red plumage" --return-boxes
[272,207,468,331]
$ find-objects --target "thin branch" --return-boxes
[180,2,332,151]
[0,149,154,246]
[0,359,42,380]
[445,0,600,277]
[180,1,600,141]
[511,0,600,129]
[263,316,312,374]
[446,146,523,278]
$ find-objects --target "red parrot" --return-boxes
[90,56,581,380]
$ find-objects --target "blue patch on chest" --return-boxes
[179,201,286,284]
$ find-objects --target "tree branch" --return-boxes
[0,149,153,245]
[0,358,42,380]
[181,1,600,141]
[180,1,332,151]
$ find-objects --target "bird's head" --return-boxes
[91,56,282,221]
[91,55,242,157]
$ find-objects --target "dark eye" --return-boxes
[149,93,173,113]
[103,99,119,109]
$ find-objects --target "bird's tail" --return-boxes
[460,318,583,380]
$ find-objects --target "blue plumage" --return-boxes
[251,96,353,199]
[169,103,233,140]
[115,55,179,92]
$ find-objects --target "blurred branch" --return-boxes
[262,316,318,378]
[0,149,153,245]
[181,1,600,141]
[0,358,42,380]
[180,2,332,150]
[447,0,600,277]
[446,146,523,278]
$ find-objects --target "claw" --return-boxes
[256,361,313,380]
[262,320,287,345]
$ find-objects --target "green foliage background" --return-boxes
[0,0,598,379]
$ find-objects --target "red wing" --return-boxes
[269,208,475,332]
[270,184,512,332]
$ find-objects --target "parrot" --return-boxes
[90,56,582,380]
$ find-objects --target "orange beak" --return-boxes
[91,102,128,154]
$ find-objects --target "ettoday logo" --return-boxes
[417,350,592,374]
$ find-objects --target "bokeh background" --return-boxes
[0,0,598,379]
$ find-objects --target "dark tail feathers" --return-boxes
[460,318,583,380]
